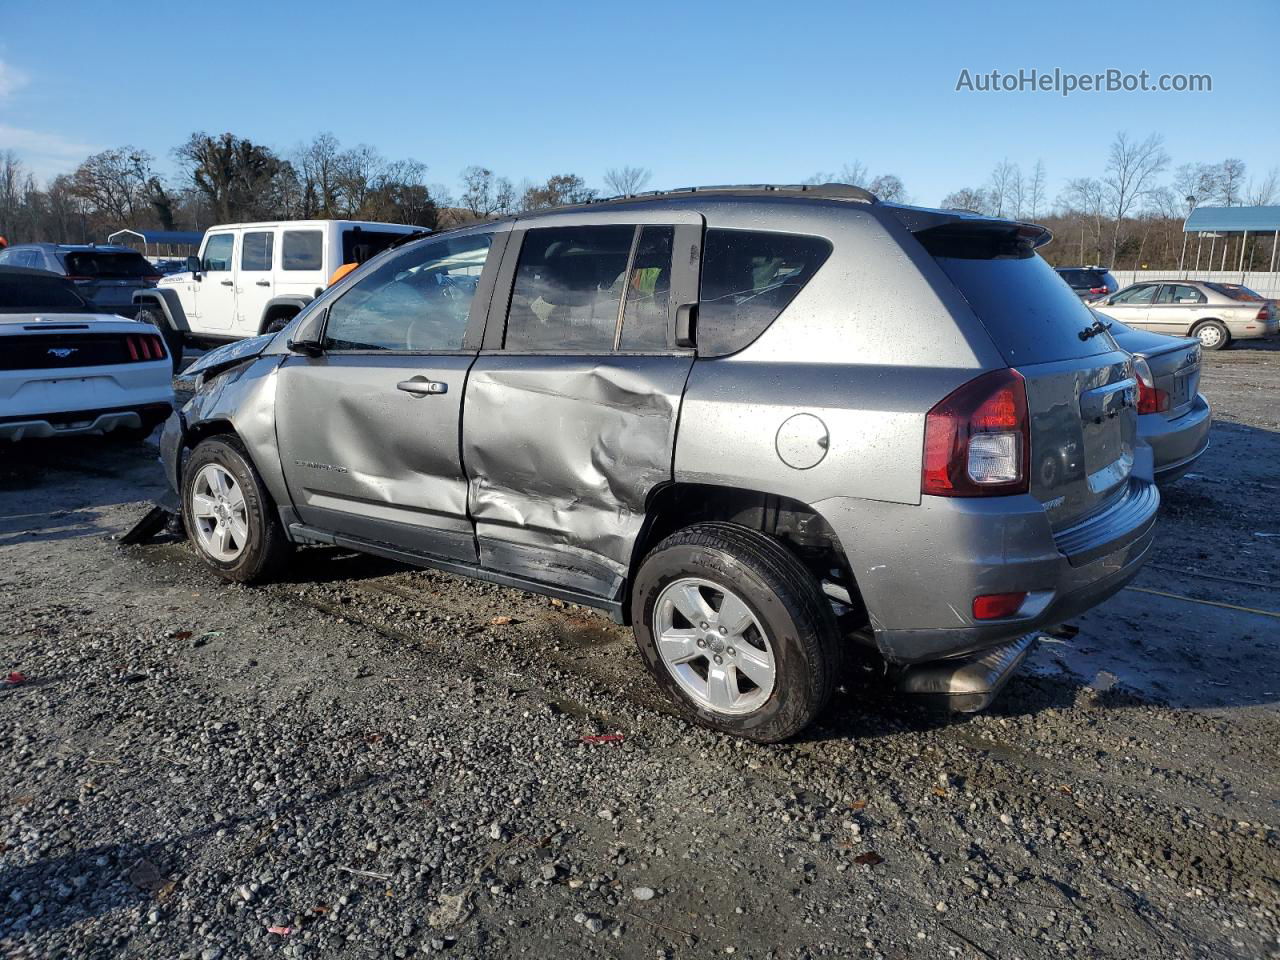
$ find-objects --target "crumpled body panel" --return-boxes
[463,354,692,597]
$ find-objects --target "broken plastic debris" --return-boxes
[267,925,294,936]
[580,733,625,745]
[489,615,515,625]
[853,852,885,866]
[6,671,26,686]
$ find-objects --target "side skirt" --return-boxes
[287,523,626,623]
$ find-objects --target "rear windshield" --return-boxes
[0,275,89,311]
[62,251,157,279]
[931,252,1113,364]
[341,229,419,266]
[1205,282,1265,302]
[1058,268,1108,288]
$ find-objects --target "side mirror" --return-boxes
[675,302,698,349]
[186,255,202,280]
[287,307,326,356]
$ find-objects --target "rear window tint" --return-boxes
[341,229,418,265]
[933,253,1113,364]
[62,251,156,279]
[1205,282,1264,302]
[282,230,323,271]
[1058,269,1108,288]
[698,229,831,356]
[0,275,87,311]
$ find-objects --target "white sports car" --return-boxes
[1,266,174,442]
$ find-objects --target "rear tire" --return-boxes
[1193,319,1230,351]
[631,522,840,742]
[138,307,184,372]
[182,435,291,583]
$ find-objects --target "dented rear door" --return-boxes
[463,211,703,600]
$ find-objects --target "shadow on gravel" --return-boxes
[0,773,388,938]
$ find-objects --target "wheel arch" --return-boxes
[258,297,312,335]
[624,481,864,626]
[133,287,190,332]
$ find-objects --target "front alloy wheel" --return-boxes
[189,463,250,562]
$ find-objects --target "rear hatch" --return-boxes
[917,221,1139,531]
[61,250,159,308]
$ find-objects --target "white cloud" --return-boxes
[0,125,98,180]
[0,58,27,99]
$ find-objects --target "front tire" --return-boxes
[631,522,840,742]
[1193,319,1230,351]
[182,436,291,583]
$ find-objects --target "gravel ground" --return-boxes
[1,344,1277,959]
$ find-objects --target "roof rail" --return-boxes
[590,182,878,205]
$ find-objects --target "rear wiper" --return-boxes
[1079,316,1112,341]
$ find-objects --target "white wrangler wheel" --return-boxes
[653,577,776,715]
[189,464,249,562]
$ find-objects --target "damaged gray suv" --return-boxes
[161,184,1158,741]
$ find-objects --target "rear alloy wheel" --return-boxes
[632,522,840,742]
[183,436,291,583]
[1193,320,1230,351]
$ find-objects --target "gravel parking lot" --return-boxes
[2,345,1278,960]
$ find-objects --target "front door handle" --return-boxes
[255,279,270,287]
[220,279,234,286]
[397,377,448,396]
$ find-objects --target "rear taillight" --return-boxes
[922,368,1029,497]
[1132,356,1169,414]
[1257,307,1271,321]
[972,592,1028,620]
[1088,286,1108,294]
[125,333,167,361]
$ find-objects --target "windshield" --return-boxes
[0,275,90,312]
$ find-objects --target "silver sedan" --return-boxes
[1095,280,1278,350]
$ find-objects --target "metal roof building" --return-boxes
[106,228,204,256]
[1181,205,1280,274]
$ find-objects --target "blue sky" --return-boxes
[2,0,1277,207]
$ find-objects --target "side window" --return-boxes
[282,230,323,271]
[1164,284,1205,304]
[202,234,235,272]
[504,225,634,351]
[241,231,274,271]
[323,233,492,352]
[698,229,832,356]
[618,226,675,350]
[14,250,41,268]
[1112,284,1157,305]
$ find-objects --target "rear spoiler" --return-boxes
[884,204,1052,259]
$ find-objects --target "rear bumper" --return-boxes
[0,401,173,441]
[815,469,1159,665]
[1226,316,1280,339]
[1143,393,1212,484]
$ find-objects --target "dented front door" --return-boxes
[274,229,504,562]
[463,213,703,600]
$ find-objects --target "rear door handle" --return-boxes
[220,279,234,286]
[397,377,448,396]
[255,279,270,287]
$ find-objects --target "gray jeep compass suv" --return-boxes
[160,184,1157,741]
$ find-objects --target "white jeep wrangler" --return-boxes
[133,219,425,367]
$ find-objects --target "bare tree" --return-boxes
[1027,160,1047,219]
[1247,167,1279,207]
[0,150,25,239]
[459,166,513,220]
[68,147,153,225]
[603,166,652,196]
[520,174,597,212]
[1059,177,1107,263]
[1173,162,1218,208]
[867,174,907,202]
[1216,158,1246,206]
[940,187,986,212]
[805,161,870,187]
[1101,131,1169,265]
[986,159,1019,217]
[296,133,343,217]
[176,132,288,223]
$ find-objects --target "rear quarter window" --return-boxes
[283,230,323,271]
[697,229,831,357]
[932,252,1113,365]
